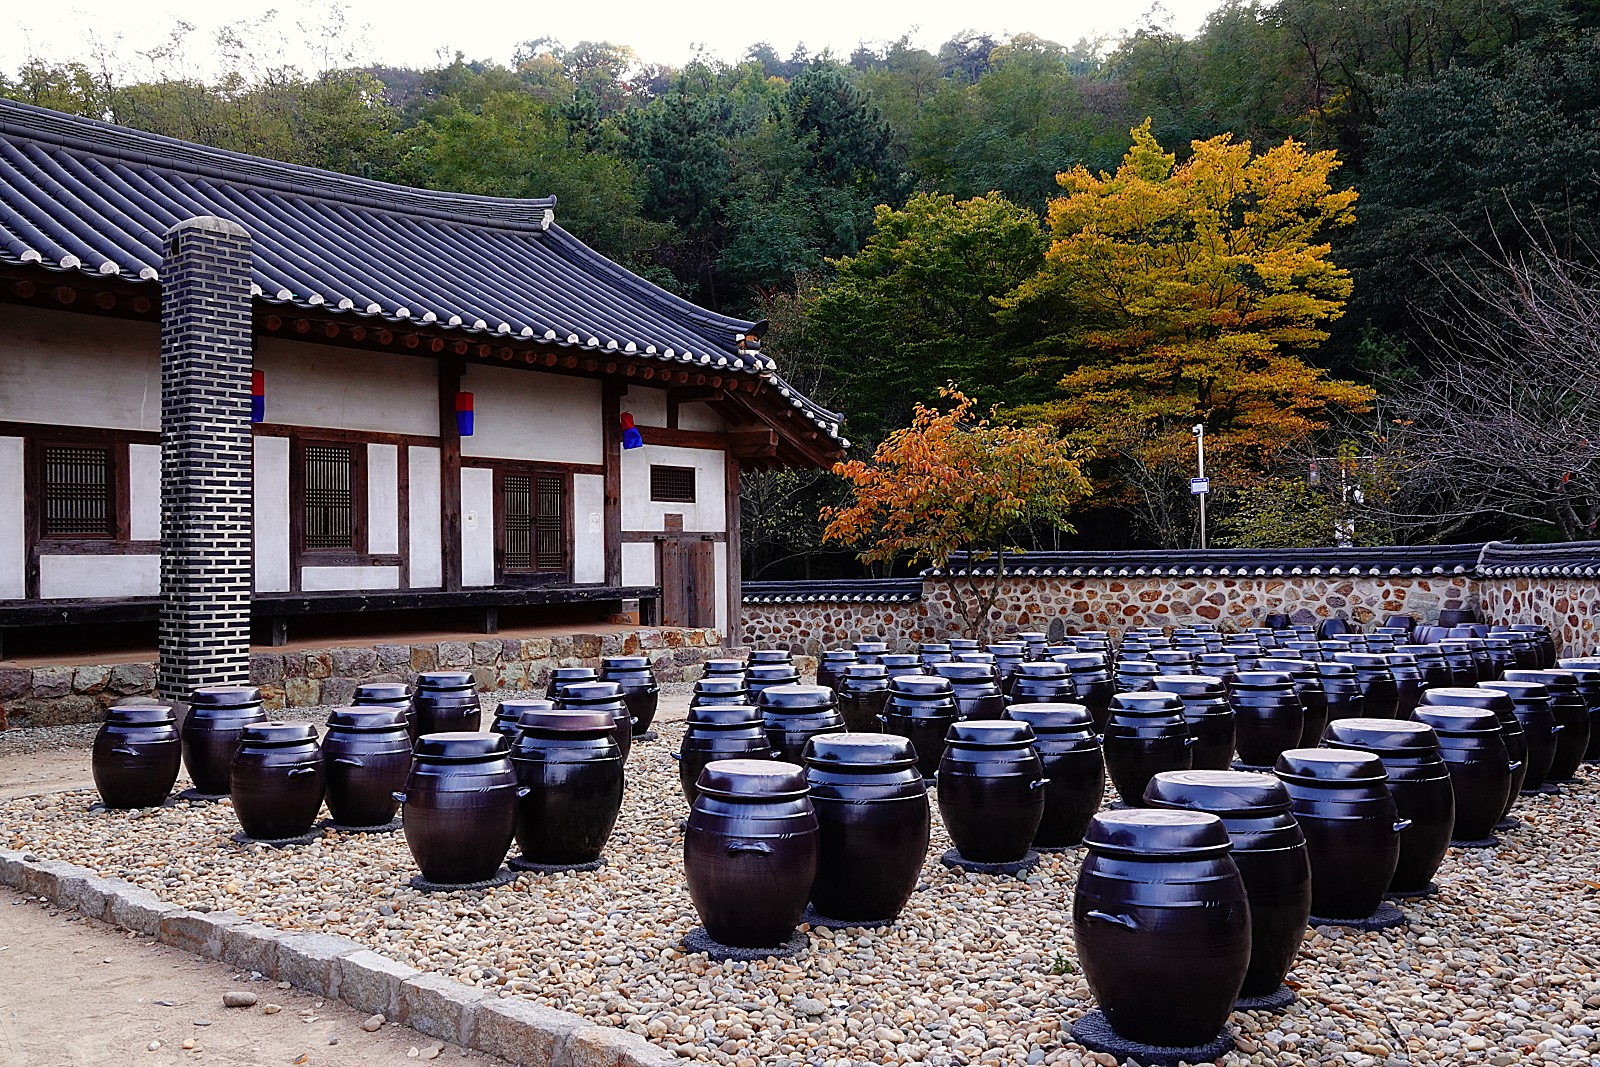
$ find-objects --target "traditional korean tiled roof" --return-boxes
[0,99,847,449]
[741,578,924,604]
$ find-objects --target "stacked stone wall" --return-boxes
[1479,578,1597,657]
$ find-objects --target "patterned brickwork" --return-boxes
[156,217,255,701]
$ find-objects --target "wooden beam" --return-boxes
[438,359,464,591]
[602,381,624,586]
[636,425,777,457]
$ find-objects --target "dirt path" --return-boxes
[0,886,507,1067]
[0,748,96,800]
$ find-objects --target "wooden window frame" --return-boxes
[649,464,698,503]
[492,464,573,586]
[289,434,382,568]
[35,438,125,543]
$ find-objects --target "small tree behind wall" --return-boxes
[823,385,1092,642]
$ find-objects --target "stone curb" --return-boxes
[0,847,679,1067]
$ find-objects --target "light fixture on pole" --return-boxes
[1190,423,1209,550]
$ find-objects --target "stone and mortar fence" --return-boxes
[744,543,1600,658]
[0,626,725,730]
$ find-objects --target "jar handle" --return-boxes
[1085,910,1139,930]
[1029,779,1050,791]
[287,767,318,778]
[727,841,774,856]
[1182,736,1198,747]
[1393,817,1413,833]
[1551,724,1565,733]
[391,791,407,804]
[517,786,532,798]
[670,752,683,761]
[1507,760,1524,773]
[333,757,364,767]
[110,747,140,757]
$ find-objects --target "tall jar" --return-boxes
[1229,671,1305,769]
[1274,748,1406,920]
[1315,662,1367,725]
[936,721,1047,864]
[1409,707,1512,840]
[933,661,1006,720]
[1332,653,1401,719]
[1436,641,1482,688]
[353,682,414,737]
[675,705,772,805]
[512,709,624,866]
[397,733,519,884]
[181,686,266,796]
[322,708,411,828]
[1102,692,1195,805]
[1503,670,1591,781]
[690,676,751,710]
[1258,658,1330,746]
[600,656,661,736]
[1114,658,1161,694]
[1005,703,1104,847]
[545,666,599,703]
[1151,674,1235,771]
[555,681,634,763]
[917,643,952,671]
[1323,718,1454,894]
[230,722,325,840]
[1422,686,1529,812]
[1479,680,1559,791]
[757,684,845,763]
[93,703,182,809]
[1380,653,1426,719]
[1056,653,1114,731]
[1194,652,1242,688]
[883,674,960,778]
[414,671,483,738]
[1007,662,1077,706]
[986,643,1027,695]
[1396,645,1454,691]
[837,664,891,732]
[815,650,859,694]
[1562,667,1600,761]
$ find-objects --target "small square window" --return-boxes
[42,445,114,537]
[303,444,355,549]
[650,465,696,503]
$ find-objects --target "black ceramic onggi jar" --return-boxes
[1258,658,1330,747]
[746,663,803,705]
[1381,653,1426,719]
[1229,672,1306,769]
[880,653,924,678]
[918,643,952,671]
[1114,658,1161,694]
[1151,674,1235,771]
[491,698,554,741]
[756,684,845,764]
[92,703,182,809]
[1323,718,1454,894]
[1074,809,1251,1048]
[600,656,661,736]
[1056,653,1115,731]
[701,659,747,681]
[1007,662,1076,706]
[837,664,891,732]
[684,759,819,948]
[883,675,960,778]
[545,666,599,702]
[556,681,634,763]
[1194,652,1242,687]
[397,733,519,884]
[1421,687,1528,811]
[748,649,795,667]
[1102,692,1195,805]
[1332,653,1401,719]
[690,676,751,710]
[181,686,267,796]
[1315,661,1367,726]
[1005,703,1104,847]
[986,643,1027,694]
[321,708,411,828]
[675,705,772,804]
[353,682,414,736]
[815,650,859,694]
[933,661,1007,720]
[936,721,1047,863]
[1437,641,1482,688]
[852,641,890,664]
[1564,667,1600,760]
[413,671,483,738]
[1274,748,1406,920]
[1143,770,1311,1002]
[803,734,930,922]
[1479,680,1559,791]
[512,709,624,866]
[1503,670,1591,781]
[1397,645,1454,691]
[230,722,325,840]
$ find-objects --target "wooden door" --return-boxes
[659,537,715,627]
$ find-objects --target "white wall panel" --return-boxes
[0,437,24,599]
[461,466,496,587]
[255,338,437,437]
[367,443,400,554]
[408,446,442,588]
[621,542,656,588]
[253,435,291,593]
[301,566,401,591]
[714,542,729,634]
[626,387,668,428]
[0,306,160,431]
[620,445,727,532]
[40,554,159,599]
[676,402,725,432]
[128,443,161,542]
[572,473,605,584]
[461,364,603,465]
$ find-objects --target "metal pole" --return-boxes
[1196,426,1207,550]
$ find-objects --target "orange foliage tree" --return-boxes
[823,386,1092,640]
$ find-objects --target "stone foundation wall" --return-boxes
[0,627,725,729]
[1479,578,1597,658]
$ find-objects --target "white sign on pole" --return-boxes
[1190,477,1210,495]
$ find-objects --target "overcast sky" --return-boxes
[5,0,1222,78]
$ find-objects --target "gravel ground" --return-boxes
[3,691,1599,1067]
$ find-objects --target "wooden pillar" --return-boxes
[438,359,464,592]
[602,382,623,587]
[724,455,742,646]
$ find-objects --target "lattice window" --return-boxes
[504,474,534,571]
[504,472,566,572]
[536,475,563,569]
[42,445,113,536]
[650,464,696,503]
[303,444,354,549]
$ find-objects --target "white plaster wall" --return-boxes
[253,435,291,594]
[255,338,437,437]
[461,466,496,587]
[625,387,668,428]
[0,306,160,431]
[128,444,161,542]
[301,566,401,591]
[715,541,728,633]
[621,542,656,588]
[408,446,442,588]
[0,437,24,599]
[461,364,604,465]
[677,402,725,432]
[620,445,727,532]
[40,554,159,599]
[573,473,605,584]
[367,443,400,555]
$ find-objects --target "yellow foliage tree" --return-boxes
[823,386,1092,640]
[1004,120,1376,546]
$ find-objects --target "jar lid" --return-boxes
[1382,652,1419,666]
[1233,671,1295,690]
[601,656,652,670]
[1332,652,1390,668]
[239,721,318,747]
[1196,653,1240,665]
[748,649,794,665]
[934,662,997,682]
[1151,674,1225,697]
[1054,653,1107,671]
[1108,691,1184,716]
[947,639,981,650]
[945,720,1036,747]
[414,731,511,762]
[853,641,890,652]
[746,665,801,682]
[953,652,996,665]
[416,671,475,689]
[758,684,837,710]
[1274,747,1387,782]
[104,702,177,726]
[188,685,263,707]
[1083,808,1233,858]
[919,643,952,654]
[1005,703,1093,730]
[1143,769,1292,815]
[1323,717,1438,751]
[353,682,412,702]
[1502,670,1575,688]
[1014,661,1068,679]
[557,682,625,706]
[550,667,599,682]
[703,659,746,672]
[804,732,916,768]
[687,704,765,726]
[326,707,407,732]
[1477,680,1550,702]
[500,699,555,718]
[880,655,923,671]
[1315,662,1357,679]
[694,758,809,799]
[695,677,749,694]
[890,674,954,696]
[1411,707,1502,734]
[842,663,889,680]
[1422,686,1512,711]
[514,709,617,735]
[820,650,859,663]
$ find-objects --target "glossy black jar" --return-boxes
[1323,718,1454,894]
[880,653,925,678]
[702,659,747,681]
[1056,653,1115,731]
[1509,623,1557,669]
[684,759,819,948]
[600,656,661,736]
[1114,658,1161,694]
[746,663,803,705]
[491,698,554,741]
[937,721,1047,863]
[1258,658,1330,747]
[883,674,960,778]
[1381,653,1426,719]
[748,649,795,667]
[803,734,930,921]
[545,666,599,702]
[690,676,751,710]
[852,641,889,664]
[398,733,519,884]
[933,661,1007,720]
[1102,692,1195,806]
[181,686,266,796]
[1005,703,1104,847]
[1564,667,1600,760]
[1480,679,1559,790]
[1229,671,1305,769]
[1074,810,1251,1047]
[1274,748,1405,920]
[93,703,182,809]
[918,643,952,671]
[231,722,325,840]
[414,671,483,738]
[1149,649,1198,674]
[1332,653,1401,719]
[1194,652,1242,688]
[1008,661,1077,706]
[1152,675,1235,771]
[676,705,772,804]
[1503,670,1590,781]
[353,682,414,736]
[1482,636,1520,679]
[816,650,859,694]
[322,708,411,828]
[556,681,634,763]
[1315,662,1367,726]
[986,643,1027,695]
[1436,641,1482,688]
[757,684,845,764]
[1143,770,1311,1001]
[1420,687,1527,814]
[837,664,891,732]
[512,709,624,865]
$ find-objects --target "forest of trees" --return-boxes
[7,0,1600,574]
